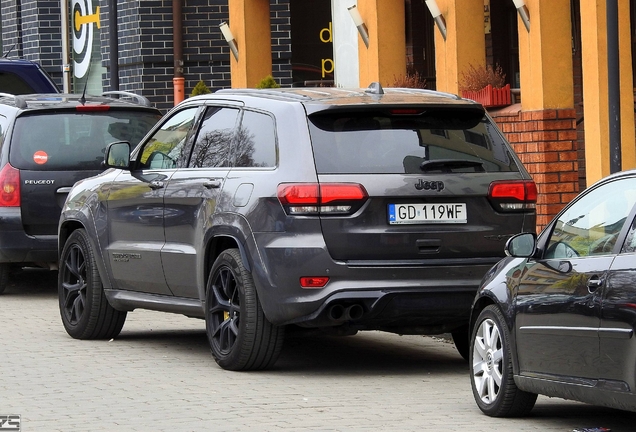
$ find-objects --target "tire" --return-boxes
[451,326,470,361]
[58,229,127,339]
[0,264,9,295]
[206,249,285,371]
[470,305,537,417]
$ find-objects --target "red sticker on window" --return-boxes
[33,151,48,165]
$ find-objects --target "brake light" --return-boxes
[300,277,330,288]
[488,180,537,211]
[277,183,368,215]
[76,104,110,112]
[0,164,20,207]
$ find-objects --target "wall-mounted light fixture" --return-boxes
[512,0,530,32]
[219,21,239,61]
[347,5,369,48]
[425,0,447,41]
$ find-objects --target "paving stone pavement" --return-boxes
[2,269,636,432]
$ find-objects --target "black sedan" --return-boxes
[469,169,636,416]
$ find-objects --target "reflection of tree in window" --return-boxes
[189,107,239,168]
[190,128,235,168]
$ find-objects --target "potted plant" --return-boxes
[459,63,511,108]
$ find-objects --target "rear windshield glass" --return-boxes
[308,111,520,174]
[10,110,160,170]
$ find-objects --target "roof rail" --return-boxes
[101,91,151,107]
[0,92,15,99]
[215,88,311,101]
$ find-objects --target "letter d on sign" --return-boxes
[320,22,333,43]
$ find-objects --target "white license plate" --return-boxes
[388,203,467,224]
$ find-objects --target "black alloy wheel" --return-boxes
[58,229,126,339]
[206,249,284,371]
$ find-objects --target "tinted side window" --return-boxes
[308,112,519,174]
[234,110,277,168]
[546,177,636,258]
[139,107,198,169]
[0,72,37,95]
[189,107,239,168]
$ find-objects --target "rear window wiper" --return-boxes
[419,159,485,173]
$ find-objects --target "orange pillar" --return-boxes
[229,0,272,88]
[357,0,406,87]
[433,0,485,95]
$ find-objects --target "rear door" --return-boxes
[9,109,160,236]
[161,105,240,298]
[307,108,535,263]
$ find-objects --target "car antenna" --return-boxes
[79,62,92,105]
[2,44,15,58]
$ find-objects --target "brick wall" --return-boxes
[97,0,292,111]
[271,0,292,87]
[491,107,579,232]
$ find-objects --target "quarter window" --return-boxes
[234,110,277,168]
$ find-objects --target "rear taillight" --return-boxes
[0,164,20,207]
[277,183,368,215]
[488,180,537,211]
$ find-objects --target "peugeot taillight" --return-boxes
[488,180,537,211]
[277,183,368,215]
[0,164,20,207]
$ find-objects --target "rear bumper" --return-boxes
[253,233,498,333]
[286,287,478,334]
[0,208,57,264]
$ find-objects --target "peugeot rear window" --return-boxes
[308,110,520,174]
[10,110,160,170]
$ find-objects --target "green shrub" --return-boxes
[256,75,280,89]
[191,80,212,97]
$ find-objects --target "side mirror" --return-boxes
[105,141,131,169]
[505,232,537,258]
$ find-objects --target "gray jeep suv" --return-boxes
[58,84,536,370]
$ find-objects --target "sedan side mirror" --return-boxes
[505,232,537,258]
[105,141,131,169]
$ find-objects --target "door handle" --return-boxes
[587,275,603,292]
[149,180,165,189]
[203,179,223,189]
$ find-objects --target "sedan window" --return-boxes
[546,177,636,258]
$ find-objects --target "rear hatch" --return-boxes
[306,106,536,262]
[9,108,160,235]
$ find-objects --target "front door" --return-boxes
[515,177,636,379]
[106,107,200,295]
